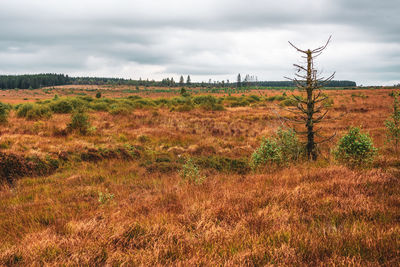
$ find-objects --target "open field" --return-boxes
[0,88,399,265]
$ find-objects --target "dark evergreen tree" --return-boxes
[237,73,242,88]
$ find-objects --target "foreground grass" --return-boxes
[0,159,399,265]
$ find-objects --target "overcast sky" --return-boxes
[0,0,399,85]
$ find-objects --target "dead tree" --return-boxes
[285,36,335,160]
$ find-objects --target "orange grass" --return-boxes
[0,88,399,265]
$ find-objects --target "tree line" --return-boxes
[0,73,356,90]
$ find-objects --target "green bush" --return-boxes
[276,128,303,161]
[132,99,156,108]
[17,103,52,120]
[90,102,109,111]
[109,105,131,115]
[251,128,302,169]
[17,103,34,118]
[251,138,282,169]
[180,158,205,184]
[279,97,297,107]
[0,102,10,124]
[385,91,400,150]
[26,105,52,120]
[50,100,73,113]
[333,127,377,168]
[68,110,91,135]
[266,95,286,102]
[175,104,194,112]
[194,156,250,174]
[95,92,102,98]
[229,99,249,107]
[192,95,217,105]
[192,95,224,111]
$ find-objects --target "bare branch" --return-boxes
[311,35,332,53]
[288,41,307,53]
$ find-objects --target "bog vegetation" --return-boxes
[0,83,399,265]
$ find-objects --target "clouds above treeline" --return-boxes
[0,0,399,85]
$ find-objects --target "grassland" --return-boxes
[0,86,399,265]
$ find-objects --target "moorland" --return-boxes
[0,85,399,265]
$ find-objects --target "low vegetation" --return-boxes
[0,87,399,265]
[333,127,378,168]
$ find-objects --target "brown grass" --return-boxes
[0,88,399,265]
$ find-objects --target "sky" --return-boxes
[0,0,399,85]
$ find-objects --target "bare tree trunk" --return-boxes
[286,37,335,161]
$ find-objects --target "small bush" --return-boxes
[17,103,52,120]
[109,106,130,116]
[251,128,302,170]
[50,100,73,113]
[180,158,205,184]
[17,103,34,118]
[251,138,282,169]
[68,110,90,135]
[0,102,10,124]
[26,105,52,120]
[385,91,400,151]
[192,95,217,105]
[132,99,156,108]
[333,127,377,168]
[98,190,114,204]
[276,128,303,162]
[266,95,286,102]
[95,92,102,98]
[279,97,297,107]
[194,156,250,174]
[175,104,194,112]
[90,102,109,111]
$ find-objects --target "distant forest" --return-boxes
[0,73,357,89]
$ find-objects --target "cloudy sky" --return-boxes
[0,0,399,85]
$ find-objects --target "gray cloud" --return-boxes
[0,0,398,85]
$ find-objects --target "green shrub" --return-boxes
[202,103,224,111]
[17,103,52,120]
[251,138,282,169]
[193,96,224,111]
[276,128,303,161]
[109,106,130,115]
[333,127,377,168]
[229,99,249,107]
[68,98,87,109]
[192,95,217,105]
[251,128,302,169]
[132,99,156,108]
[68,110,90,135]
[247,95,261,102]
[0,102,10,124]
[127,95,142,100]
[26,105,52,120]
[279,97,297,107]
[385,91,400,150]
[50,100,73,113]
[95,92,102,98]
[17,103,34,118]
[90,102,109,111]
[266,95,286,102]
[180,158,205,184]
[194,156,250,174]
[175,104,194,112]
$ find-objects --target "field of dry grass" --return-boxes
[0,88,399,265]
